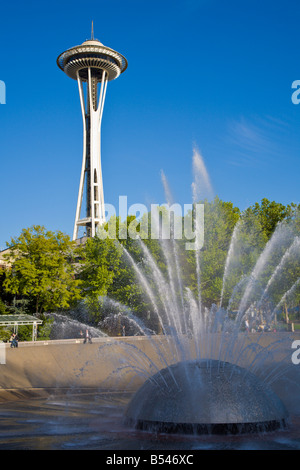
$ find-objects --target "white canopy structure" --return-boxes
[0,315,43,341]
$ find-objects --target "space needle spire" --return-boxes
[91,21,94,40]
[57,27,127,239]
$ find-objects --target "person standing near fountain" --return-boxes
[83,329,92,344]
[9,333,18,348]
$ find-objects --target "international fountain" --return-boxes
[0,150,300,450]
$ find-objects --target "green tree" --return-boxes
[3,226,81,314]
[78,215,163,329]
[109,229,155,323]
[0,298,8,315]
[219,208,268,310]
[78,229,123,321]
[247,198,300,239]
[184,197,240,307]
[78,197,300,331]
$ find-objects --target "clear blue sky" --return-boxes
[1,0,300,249]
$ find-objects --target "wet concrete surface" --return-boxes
[0,392,300,450]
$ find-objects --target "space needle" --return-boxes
[57,25,127,239]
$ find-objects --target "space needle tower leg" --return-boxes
[73,68,108,240]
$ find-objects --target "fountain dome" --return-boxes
[125,360,288,434]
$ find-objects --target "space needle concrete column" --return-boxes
[57,33,127,239]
